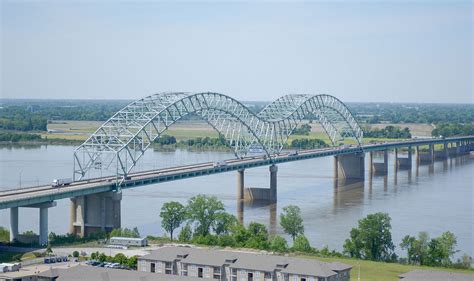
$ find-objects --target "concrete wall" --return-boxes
[186,264,215,279]
[138,259,168,274]
[334,153,365,180]
[244,188,271,201]
[70,191,121,237]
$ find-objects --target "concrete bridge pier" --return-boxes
[395,147,413,170]
[237,169,245,200]
[416,145,434,164]
[241,165,278,202]
[10,202,57,245]
[269,165,278,202]
[334,153,365,181]
[70,191,121,237]
[369,150,388,175]
[9,207,18,242]
[434,143,449,161]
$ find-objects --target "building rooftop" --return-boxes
[140,246,352,277]
[39,265,202,281]
[110,236,147,241]
[280,258,338,278]
[399,269,474,281]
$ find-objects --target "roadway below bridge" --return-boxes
[0,136,473,243]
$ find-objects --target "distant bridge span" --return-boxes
[73,93,363,181]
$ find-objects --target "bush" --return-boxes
[109,227,140,238]
[292,235,312,253]
[178,224,192,243]
[218,234,236,247]
[191,235,218,246]
[269,236,288,253]
[72,251,80,258]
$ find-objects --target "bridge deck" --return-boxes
[0,136,472,210]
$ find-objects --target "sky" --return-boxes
[0,0,472,103]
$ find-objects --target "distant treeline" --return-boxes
[0,132,42,142]
[348,103,474,124]
[0,107,47,131]
[154,135,328,150]
[1,100,473,128]
[432,123,474,137]
[363,125,412,139]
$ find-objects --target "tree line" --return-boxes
[363,125,412,139]
[159,195,311,253]
[431,123,474,137]
[157,196,471,269]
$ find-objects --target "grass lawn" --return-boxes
[299,255,474,281]
[0,251,40,263]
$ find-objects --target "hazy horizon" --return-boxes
[1,1,473,103]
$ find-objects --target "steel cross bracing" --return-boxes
[73,92,363,182]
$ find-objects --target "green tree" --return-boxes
[400,232,430,265]
[90,252,99,260]
[269,235,288,253]
[280,205,304,242]
[231,224,251,246]
[113,253,128,265]
[213,213,238,236]
[98,253,107,262]
[127,256,138,269]
[292,235,312,253]
[72,251,80,258]
[343,213,396,262]
[427,231,457,266]
[46,244,53,255]
[160,201,186,241]
[245,222,269,249]
[178,224,192,243]
[186,195,224,236]
[109,227,140,238]
[0,226,10,242]
[218,234,237,247]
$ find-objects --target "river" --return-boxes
[0,144,472,257]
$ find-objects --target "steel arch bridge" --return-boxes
[73,92,363,181]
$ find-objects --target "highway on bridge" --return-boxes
[1,136,473,210]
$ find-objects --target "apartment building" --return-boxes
[138,246,352,281]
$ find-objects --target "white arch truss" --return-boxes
[73,92,363,180]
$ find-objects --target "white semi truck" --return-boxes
[52,178,72,187]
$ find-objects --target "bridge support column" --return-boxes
[70,191,121,237]
[369,151,388,175]
[10,207,18,242]
[334,153,365,181]
[39,207,48,246]
[434,143,449,160]
[269,165,278,202]
[417,145,434,164]
[395,147,412,169]
[237,169,244,200]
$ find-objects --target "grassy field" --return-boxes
[298,254,473,281]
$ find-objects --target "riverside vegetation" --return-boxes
[154,195,472,271]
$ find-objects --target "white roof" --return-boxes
[110,237,146,241]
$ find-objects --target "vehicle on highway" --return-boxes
[288,151,298,156]
[213,160,227,168]
[51,178,72,187]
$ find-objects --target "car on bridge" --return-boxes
[213,160,227,168]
